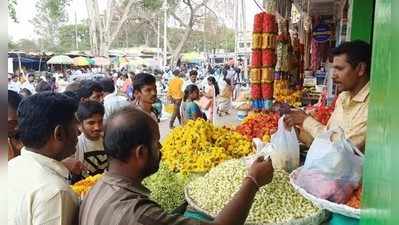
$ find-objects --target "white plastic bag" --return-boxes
[270,116,300,172]
[296,128,364,203]
[243,142,274,167]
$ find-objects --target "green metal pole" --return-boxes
[347,0,375,43]
[360,0,396,225]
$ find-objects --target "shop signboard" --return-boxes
[312,23,332,43]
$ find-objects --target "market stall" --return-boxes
[67,0,393,225]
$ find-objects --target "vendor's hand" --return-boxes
[284,110,309,129]
[63,158,87,175]
[248,156,274,187]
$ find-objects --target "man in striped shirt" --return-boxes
[79,106,274,225]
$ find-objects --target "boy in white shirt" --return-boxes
[64,100,108,183]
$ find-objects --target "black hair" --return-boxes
[331,40,371,75]
[76,100,105,122]
[20,88,32,97]
[189,70,198,76]
[224,78,232,86]
[63,91,80,104]
[99,78,115,93]
[8,90,22,111]
[133,73,156,92]
[173,69,180,76]
[77,80,103,99]
[17,92,78,149]
[103,106,155,162]
[128,72,136,81]
[183,84,199,101]
[207,76,220,96]
[35,81,52,93]
[65,81,82,93]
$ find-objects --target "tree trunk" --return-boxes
[105,0,136,55]
[85,0,99,55]
[171,25,193,66]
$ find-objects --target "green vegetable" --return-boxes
[187,159,319,224]
[143,163,195,212]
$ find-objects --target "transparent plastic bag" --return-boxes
[243,141,274,167]
[295,128,364,203]
[270,116,300,172]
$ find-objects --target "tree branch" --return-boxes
[169,10,187,27]
[109,0,136,47]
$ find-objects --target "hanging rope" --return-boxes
[252,0,265,12]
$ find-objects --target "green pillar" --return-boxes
[360,0,396,225]
[347,0,375,43]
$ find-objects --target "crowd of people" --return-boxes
[7,40,371,224]
[8,65,275,225]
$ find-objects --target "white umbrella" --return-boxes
[93,57,111,66]
[47,55,73,65]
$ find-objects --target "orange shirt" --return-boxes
[168,77,183,99]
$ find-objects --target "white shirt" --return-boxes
[74,134,107,178]
[181,80,200,92]
[21,81,36,94]
[8,81,21,93]
[72,70,83,76]
[103,93,130,120]
[116,79,124,90]
[8,148,78,225]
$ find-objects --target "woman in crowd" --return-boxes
[203,76,219,122]
[181,84,204,123]
[217,78,233,116]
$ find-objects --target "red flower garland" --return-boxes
[253,13,264,33]
[261,50,275,67]
[251,50,262,67]
[261,83,274,99]
[251,84,262,99]
[262,13,277,33]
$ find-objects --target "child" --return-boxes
[181,84,205,123]
[65,100,107,183]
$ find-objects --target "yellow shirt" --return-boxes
[303,82,369,151]
[168,77,184,99]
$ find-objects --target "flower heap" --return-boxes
[236,112,279,143]
[250,11,277,111]
[71,174,103,197]
[162,119,253,174]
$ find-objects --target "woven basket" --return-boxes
[290,167,361,219]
